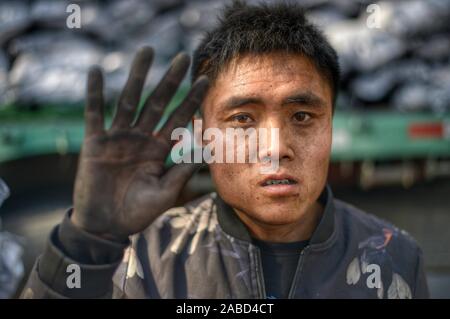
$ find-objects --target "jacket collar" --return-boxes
[214,184,336,246]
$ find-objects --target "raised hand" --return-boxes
[72,47,209,242]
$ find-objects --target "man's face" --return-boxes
[201,52,333,226]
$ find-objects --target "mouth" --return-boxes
[261,178,297,186]
[259,175,299,197]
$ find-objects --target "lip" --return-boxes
[258,174,300,197]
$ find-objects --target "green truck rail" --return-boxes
[1,99,449,164]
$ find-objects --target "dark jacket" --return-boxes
[20,185,429,299]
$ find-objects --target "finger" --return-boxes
[135,52,191,132]
[161,162,203,193]
[111,46,154,130]
[158,76,209,141]
[85,66,105,137]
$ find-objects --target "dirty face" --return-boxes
[201,52,333,231]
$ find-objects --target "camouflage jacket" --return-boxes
[21,185,429,299]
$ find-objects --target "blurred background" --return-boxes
[0,0,449,298]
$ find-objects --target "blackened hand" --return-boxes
[72,47,209,241]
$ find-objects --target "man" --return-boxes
[21,1,428,299]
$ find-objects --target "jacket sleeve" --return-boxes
[20,210,129,299]
[413,247,430,299]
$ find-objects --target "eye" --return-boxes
[231,113,253,124]
[293,111,311,123]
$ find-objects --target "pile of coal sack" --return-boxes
[0,0,449,113]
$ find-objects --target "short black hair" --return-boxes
[192,0,340,106]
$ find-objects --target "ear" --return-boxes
[191,111,201,127]
[192,112,204,149]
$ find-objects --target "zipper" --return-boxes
[287,246,310,299]
[251,245,267,299]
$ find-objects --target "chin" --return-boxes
[249,202,305,225]
[252,211,302,226]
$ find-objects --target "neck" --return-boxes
[234,200,324,243]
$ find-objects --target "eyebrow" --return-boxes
[221,96,263,110]
[283,91,326,108]
[220,91,326,111]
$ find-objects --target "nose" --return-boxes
[258,117,294,164]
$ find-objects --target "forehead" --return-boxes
[203,52,333,108]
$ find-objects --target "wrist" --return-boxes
[70,210,128,244]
